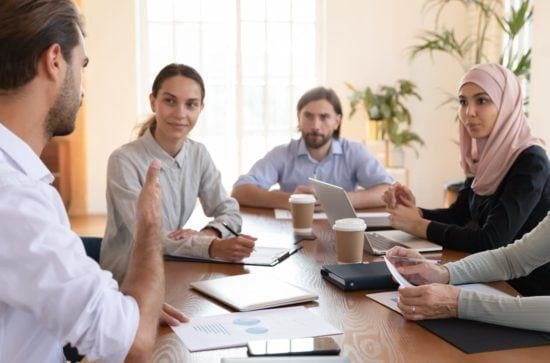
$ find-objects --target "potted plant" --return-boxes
[347,80,424,167]
[409,0,532,106]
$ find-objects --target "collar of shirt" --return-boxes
[297,137,343,163]
[142,128,186,168]
[0,123,54,184]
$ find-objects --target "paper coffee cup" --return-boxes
[289,194,316,235]
[333,218,366,264]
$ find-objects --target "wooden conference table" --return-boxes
[149,207,548,363]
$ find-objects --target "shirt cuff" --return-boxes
[206,221,240,239]
[444,262,462,285]
[163,235,215,259]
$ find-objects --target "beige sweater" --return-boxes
[446,212,550,332]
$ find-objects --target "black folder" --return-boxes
[320,262,398,291]
[417,318,550,353]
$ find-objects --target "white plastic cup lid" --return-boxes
[289,194,316,204]
[333,218,366,231]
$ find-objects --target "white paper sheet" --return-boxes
[383,256,413,287]
[367,283,511,315]
[171,306,341,352]
[274,209,390,226]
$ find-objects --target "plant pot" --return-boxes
[389,146,405,168]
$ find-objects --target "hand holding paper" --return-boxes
[383,256,413,287]
[385,247,449,285]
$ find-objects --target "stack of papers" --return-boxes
[274,209,390,227]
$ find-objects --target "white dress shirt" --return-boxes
[0,124,138,362]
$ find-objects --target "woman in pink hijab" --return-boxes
[383,63,549,296]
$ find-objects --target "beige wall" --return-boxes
[81,0,548,213]
[530,0,550,143]
[324,0,468,207]
[82,0,139,213]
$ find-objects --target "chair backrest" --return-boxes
[81,236,102,263]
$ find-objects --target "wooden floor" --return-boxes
[70,214,107,237]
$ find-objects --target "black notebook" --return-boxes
[321,262,398,291]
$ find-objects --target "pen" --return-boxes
[222,222,257,253]
[221,222,240,237]
[389,256,442,265]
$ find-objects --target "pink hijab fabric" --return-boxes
[458,63,545,196]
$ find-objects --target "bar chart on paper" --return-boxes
[172,306,341,351]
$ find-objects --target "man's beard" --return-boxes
[303,132,332,149]
[44,67,81,138]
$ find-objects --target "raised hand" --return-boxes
[135,160,162,238]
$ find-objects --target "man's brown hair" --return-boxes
[296,87,343,139]
[0,0,85,91]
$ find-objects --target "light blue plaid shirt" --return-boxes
[234,137,394,192]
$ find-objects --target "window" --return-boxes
[139,0,321,190]
[503,0,532,98]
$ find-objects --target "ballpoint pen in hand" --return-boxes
[222,222,257,253]
[389,255,442,265]
[221,222,240,237]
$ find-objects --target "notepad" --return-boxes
[191,274,319,311]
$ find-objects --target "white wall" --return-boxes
[81,0,548,213]
[82,0,139,213]
[324,0,467,207]
[530,0,550,143]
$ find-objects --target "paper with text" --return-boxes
[172,306,341,352]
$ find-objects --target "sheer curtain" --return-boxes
[139,0,321,190]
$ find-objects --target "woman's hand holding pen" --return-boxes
[209,235,257,261]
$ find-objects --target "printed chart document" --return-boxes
[172,306,342,352]
[274,209,390,227]
[367,284,510,315]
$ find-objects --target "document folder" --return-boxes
[320,262,398,291]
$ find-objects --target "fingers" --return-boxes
[237,234,258,242]
[386,246,410,259]
[294,185,315,194]
[168,228,198,239]
[144,159,161,186]
[397,263,431,276]
[382,187,397,208]
[163,303,189,323]
[397,299,425,321]
[398,286,426,298]
[235,236,256,249]
[160,310,180,326]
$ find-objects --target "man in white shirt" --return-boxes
[0,1,183,361]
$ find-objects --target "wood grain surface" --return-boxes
[152,207,550,363]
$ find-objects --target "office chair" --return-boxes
[64,236,103,363]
